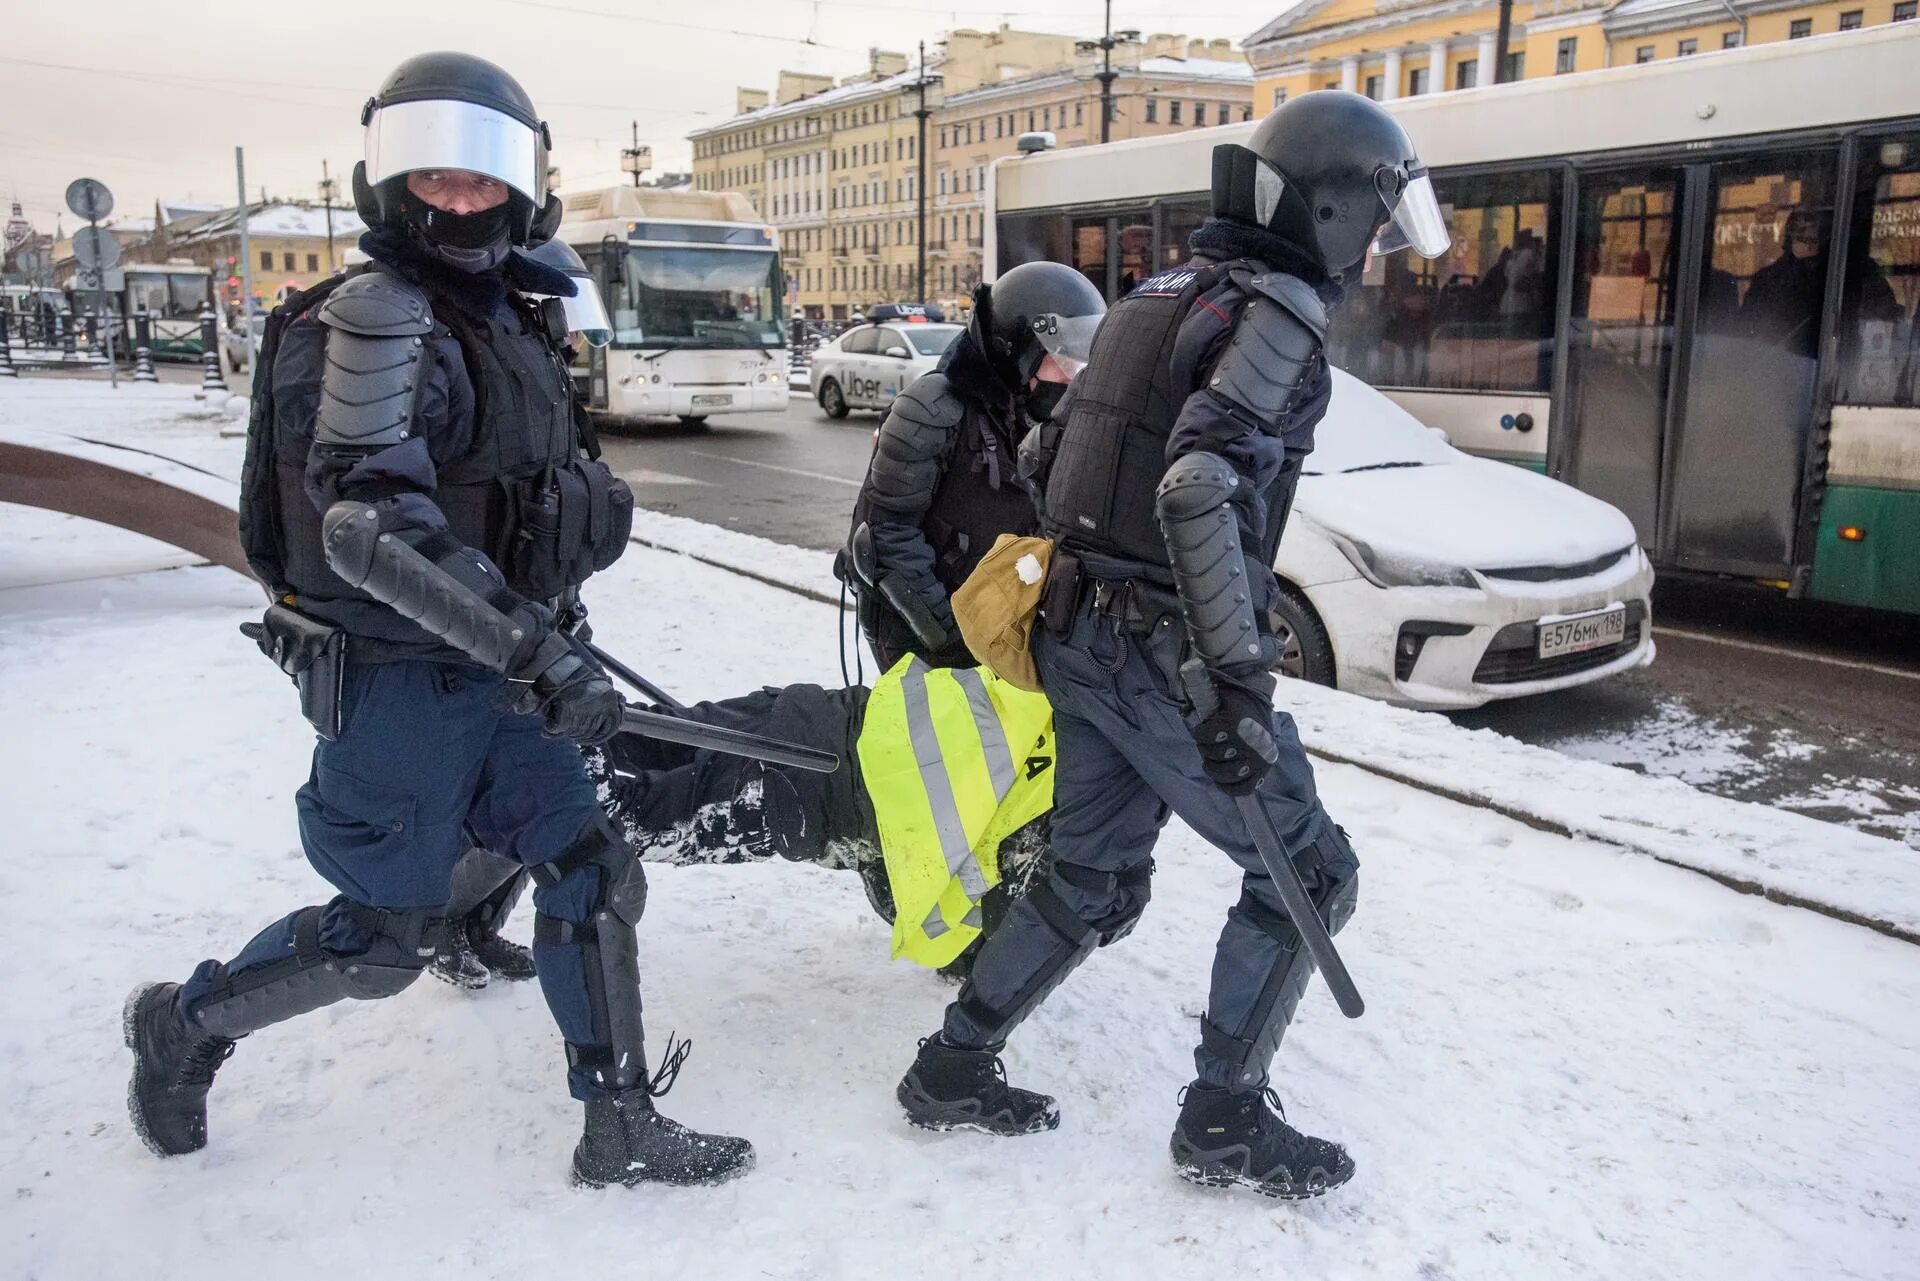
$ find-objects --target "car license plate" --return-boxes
[692,393,733,407]
[1537,606,1627,659]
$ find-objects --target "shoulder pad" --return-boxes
[1246,272,1328,342]
[891,373,966,430]
[315,276,433,448]
[1207,284,1323,432]
[317,271,433,338]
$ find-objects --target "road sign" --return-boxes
[75,267,126,293]
[73,225,121,270]
[65,177,114,223]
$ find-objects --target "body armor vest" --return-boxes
[1042,259,1291,572]
[922,406,1038,592]
[269,276,576,607]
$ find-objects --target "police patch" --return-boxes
[1130,267,1198,297]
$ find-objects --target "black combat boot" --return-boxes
[1169,1083,1354,1199]
[896,1034,1060,1136]
[571,1091,755,1188]
[123,982,238,1157]
[466,923,537,981]
[570,1037,754,1188]
[428,928,491,990]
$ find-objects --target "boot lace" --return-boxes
[177,1037,235,1089]
[646,1033,692,1099]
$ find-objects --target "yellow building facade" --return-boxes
[1245,0,1918,110]
[689,26,1251,319]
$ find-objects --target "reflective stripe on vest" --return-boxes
[857,655,1055,968]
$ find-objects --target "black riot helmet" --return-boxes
[522,239,613,347]
[1210,92,1450,283]
[968,261,1108,402]
[352,51,563,248]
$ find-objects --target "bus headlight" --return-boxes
[1329,531,1478,590]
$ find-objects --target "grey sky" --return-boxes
[3,0,1292,236]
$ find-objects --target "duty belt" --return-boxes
[1088,577,1181,638]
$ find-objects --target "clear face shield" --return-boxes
[1369,166,1451,260]
[1029,310,1103,377]
[364,98,547,206]
[558,271,613,348]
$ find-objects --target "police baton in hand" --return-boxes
[321,503,838,774]
[1158,454,1363,1019]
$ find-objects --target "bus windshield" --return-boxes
[126,272,209,318]
[609,245,784,350]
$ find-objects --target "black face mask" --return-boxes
[398,190,513,272]
[1024,378,1068,423]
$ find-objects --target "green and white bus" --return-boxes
[988,25,1920,616]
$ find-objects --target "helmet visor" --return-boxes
[1030,311,1103,365]
[1371,171,1451,259]
[365,99,546,205]
[559,272,613,347]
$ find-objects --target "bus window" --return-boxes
[1325,168,1560,393]
[1071,217,1110,296]
[1116,217,1152,295]
[1156,197,1208,272]
[997,211,1072,277]
[1836,134,1920,408]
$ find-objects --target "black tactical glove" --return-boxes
[1186,669,1280,796]
[501,604,623,745]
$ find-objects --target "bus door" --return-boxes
[1665,150,1840,579]
[1561,167,1686,550]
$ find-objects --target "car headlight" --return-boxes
[1329,531,1479,590]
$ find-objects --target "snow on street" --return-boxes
[1,381,1916,1279]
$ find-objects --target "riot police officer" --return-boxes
[842,263,1105,670]
[893,93,1449,1198]
[123,52,753,1189]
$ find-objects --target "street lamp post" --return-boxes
[902,43,944,307]
[318,160,338,273]
[622,122,652,188]
[1085,1,1140,145]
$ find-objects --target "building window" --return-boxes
[1501,51,1525,81]
[1408,67,1428,96]
[1634,44,1654,63]
[259,250,272,270]
[1790,18,1812,37]
[306,253,319,272]
[1028,109,1036,131]
[1898,2,1917,21]
[1455,58,1478,89]
[1677,38,1698,56]
[1722,30,1742,48]
[1145,98,1157,123]
[1242,105,1252,121]
[281,252,295,271]
[1839,9,1863,29]
[1075,101,1084,126]
[1556,36,1577,73]
[1272,88,1288,108]
[1043,106,1051,131]
[1169,100,1182,124]
[1363,74,1383,100]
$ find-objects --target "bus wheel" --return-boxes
[819,379,849,420]
[1271,584,1335,687]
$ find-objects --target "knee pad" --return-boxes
[336,902,444,998]
[1046,858,1155,948]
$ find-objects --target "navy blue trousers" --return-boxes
[180,659,613,1098]
[945,598,1357,1090]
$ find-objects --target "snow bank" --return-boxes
[628,505,1920,942]
[0,517,1916,1280]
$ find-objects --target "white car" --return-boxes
[1276,371,1655,710]
[811,320,964,419]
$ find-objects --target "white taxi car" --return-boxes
[811,309,964,419]
[1277,371,1655,710]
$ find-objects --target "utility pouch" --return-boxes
[511,457,635,598]
[952,534,1053,693]
[1037,547,1083,641]
[241,603,347,740]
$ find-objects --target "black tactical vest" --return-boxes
[1041,261,1226,566]
[922,400,1039,591]
[267,280,576,606]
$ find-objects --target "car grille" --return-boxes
[1479,546,1636,583]
[1472,600,1647,685]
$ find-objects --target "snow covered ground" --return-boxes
[2,379,1917,1279]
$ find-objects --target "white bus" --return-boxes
[989,26,1920,616]
[559,187,789,425]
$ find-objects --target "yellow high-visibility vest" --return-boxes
[857,655,1055,968]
